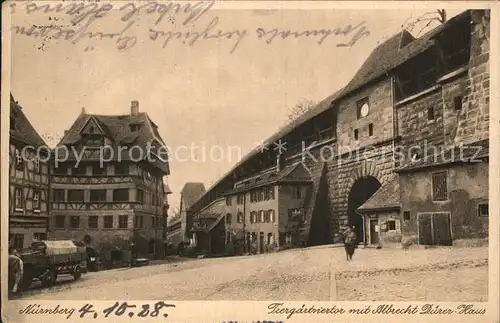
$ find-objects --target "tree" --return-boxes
[287,99,316,122]
[403,10,447,37]
[167,207,180,224]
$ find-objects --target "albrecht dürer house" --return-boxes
[9,94,51,249]
[187,9,490,256]
[49,100,170,260]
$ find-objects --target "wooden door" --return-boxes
[418,213,433,245]
[369,219,379,244]
[432,213,452,246]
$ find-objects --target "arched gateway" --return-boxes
[347,176,382,242]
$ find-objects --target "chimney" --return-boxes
[81,107,86,114]
[131,101,139,116]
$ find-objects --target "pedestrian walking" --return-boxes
[8,247,24,296]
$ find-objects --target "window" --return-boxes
[103,215,113,229]
[226,214,232,225]
[395,49,437,101]
[432,171,448,201]
[270,210,276,222]
[285,232,292,244]
[259,210,265,223]
[294,186,302,199]
[85,137,103,147]
[130,124,141,132]
[10,234,24,250]
[436,19,471,75]
[113,189,129,202]
[33,232,47,241]
[73,165,87,176]
[454,96,463,111]
[90,189,106,202]
[92,164,106,176]
[288,208,302,221]
[403,211,411,221]
[53,189,65,202]
[115,164,129,175]
[250,211,257,223]
[15,187,23,209]
[226,196,232,206]
[357,98,370,119]
[119,215,128,228]
[237,212,244,223]
[237,194,244,205]
[88,216,98,229]
[354,129,359,141]
[34,156,40,174]
[137,189,144,203]
[387,220,396,231]
[267,233,275,244]
[368,124,374,137]
[88,126,95,134]
[53,164,67,175]
[15,149,24,170]
[55,215,66,228]
[135,216,144,229]
[33,190,41,210]
[478,204,489,217]
[67,189,84,202]
[427,107,435,120]
[70,216,80,229]
[10,116,15,130]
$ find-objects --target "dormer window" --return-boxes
[88,126,95,134]
[130,124,140,132]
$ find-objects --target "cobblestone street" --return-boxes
[21,246,488,301]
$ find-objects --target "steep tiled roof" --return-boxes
[10,94,47,148]
[395,139,489,173]
[181,183,206,210]
[189,10,471,212]
[56,108,169,173]
[223,162,313,195]
[357,177,400,212]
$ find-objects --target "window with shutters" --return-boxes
[33,190,41,211]
[68,189,84,202]
[113,189,129,202]
[15,187,23,210]
[387,219,396,231]
[15,149,24,170]
[90,189,106,202]
[432,171,448,201]
[53,189,65,202]
[34,156,41,174]
[237,212,244,223]
[270,210,276,222]
[119,215,128,228]
[403,211,411,222]
[103,215,113,229]
[88,216,98,229]
[259,210,265,223]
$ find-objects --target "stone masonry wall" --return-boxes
[455,10,490,144]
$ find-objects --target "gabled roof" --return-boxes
[181,182,206,210]
[188,10,471,213]
[56,108,169,173]
[395,139,489,173]
[9,94,48,148]
[357,177,400,213]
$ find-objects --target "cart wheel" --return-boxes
[41,267,57,287]
[72,265,82,280]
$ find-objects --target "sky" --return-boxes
[7,2,462,213]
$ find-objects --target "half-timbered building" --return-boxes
[49,101,170,260]
[9,94,51,249]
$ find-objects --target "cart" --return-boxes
[18,240,88,290]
